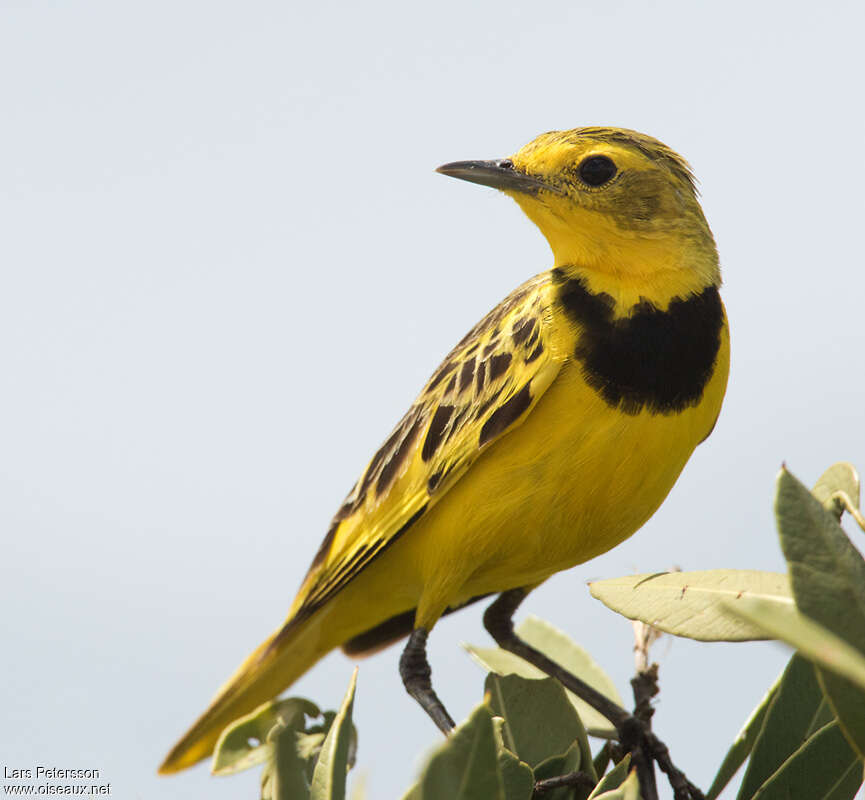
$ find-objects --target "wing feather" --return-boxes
[290,273,563,620]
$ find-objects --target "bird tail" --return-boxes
[158,614,328,774]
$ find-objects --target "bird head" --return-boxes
[437,127,719,300]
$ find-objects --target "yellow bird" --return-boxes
[160,126,729,774]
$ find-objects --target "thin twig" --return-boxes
[631,663,658,727]
[629,619,705,800]
[485,589,705,799]
[630,621,662,799]
[533,770,595,796]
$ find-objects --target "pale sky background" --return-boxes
[2,1,864,798]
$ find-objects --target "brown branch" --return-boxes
[533,770,595,796]
[628,620,705,800]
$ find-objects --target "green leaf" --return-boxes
[588,570,792,642]
[705,668,781,800]
[591,744,611,781]
[736,655,829,800]
[270,724,313,800]
[490,717,534,800]
[310,669,357,800]
[212,697,321,775]
[518,616,621,750]
[302,712,358,783]
[402,703,504,800]
[776,467,865,756]
[532,741,581,779]
[485,674,585,768]
[812,462,861,522]
[778,468,865,652]
[814,670,865,761]
[589,768,640,799]
[722,596,865,692]
[534,742,588,800]
[296,731,327,762]
[497,747,534,800]
[750,722,862,800]
[466,615,622,736]
[587,755,631,798]
[808,698,836,738]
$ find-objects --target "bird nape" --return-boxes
[159,126,729,797]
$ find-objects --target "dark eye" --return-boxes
[578,155,617,187]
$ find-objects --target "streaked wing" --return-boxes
[289,273,562,620]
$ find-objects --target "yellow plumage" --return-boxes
[160,126,730,773]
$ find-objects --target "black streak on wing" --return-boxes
[427,460,459,493]
[425,361,456,393]
[488,352,512,381]
[479,383,534,446]
[375,414,424,497]
[475,360,487,392]
[331,408,425,530]
[525,343,544,363]
[292,503,429,627]
[458,359,475,394]
[511,317,534,344]
[475,386,504,417]
[380,503,427,552]
[327,544,370,589]
[449,403,472,432]
[355,428,399,501]
[422,405,455,461]
[310,520,340,569]
[552,269,723,415]
[282,278,552,655]
[427,468,444,493]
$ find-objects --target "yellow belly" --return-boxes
[316,318,730,636]
[410,330,729,626]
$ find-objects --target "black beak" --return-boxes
[435,159,558,196]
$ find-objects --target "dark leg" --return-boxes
[484,590,631,726]
[399,628,456,735]
[484,589,702,800]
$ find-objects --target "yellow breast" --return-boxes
[392,297,730,627]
